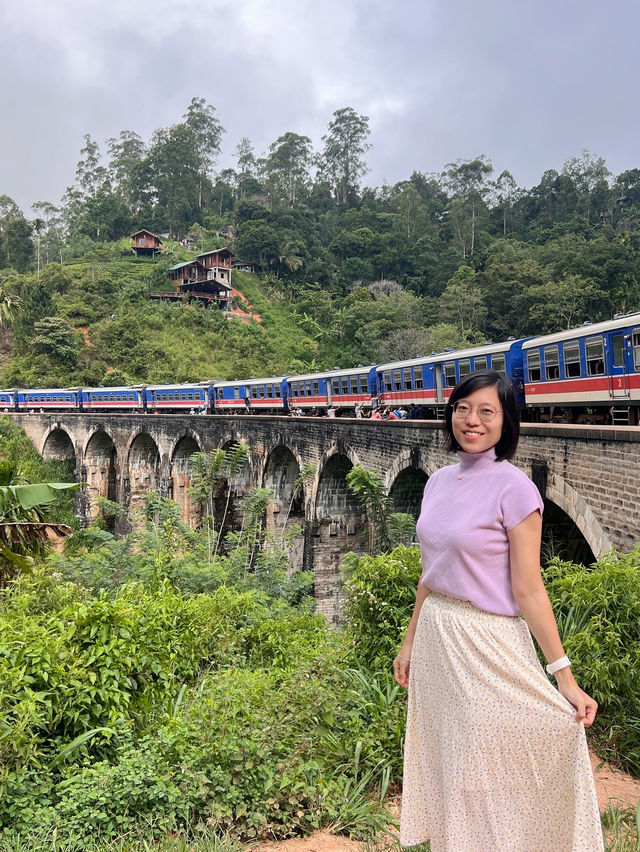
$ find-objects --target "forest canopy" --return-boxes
[1,97,640,387]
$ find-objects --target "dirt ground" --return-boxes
[252,750,640,852]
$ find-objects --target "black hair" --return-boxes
[442,370,520,461]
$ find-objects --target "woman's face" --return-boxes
[451,384,504,454]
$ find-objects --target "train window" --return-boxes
[612,335,624,368]
[633,330,640,370]
[359,374,368,392]
[527,351,541,382]
[251,386,258,398]
[474,356,488,371]
[563,342,581,377]
[544,346,560,380]
[459,360,471,378]
[233,387,240,399]
[180,394,187,400]
[586,338,605,375]
[332,378,340,395]
[384,371,392,392]
[266,385,273,398]
[415,368,423,390]
[492,353,506,373]
[275,385,282,397]
[444,362,456,387]
[403,369,412,389]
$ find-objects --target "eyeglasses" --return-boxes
[452,401,502,422]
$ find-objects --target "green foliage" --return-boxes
[341,545,422,670]
[543,547,640,774]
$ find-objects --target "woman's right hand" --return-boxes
[393,653,411,688]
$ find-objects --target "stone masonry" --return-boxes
[12,413,640,622]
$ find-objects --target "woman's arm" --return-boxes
[393,583,431,688]
[508,510,598,727]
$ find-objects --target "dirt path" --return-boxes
[252,751,640,852]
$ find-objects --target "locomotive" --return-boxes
[3,312,640,425]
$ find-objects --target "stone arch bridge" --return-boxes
[11,413,640,622]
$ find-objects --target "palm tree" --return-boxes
[272,240,303,278]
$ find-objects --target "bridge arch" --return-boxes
[127,432,161,516]
[312,448,368,623]
[546,473,613,560]
[171,433,202,528]
[84,429,119,526]
[263,444,306,571]
[41,425,76,466]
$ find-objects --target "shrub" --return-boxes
[341,545,422,670]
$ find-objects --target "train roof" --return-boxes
[20,387,78,394]
[145,383,204,390]
[214,377,285,388]
[376,339,524,372]
[287,365,376,382]
[83,386,142,393]
[521,312,640,349]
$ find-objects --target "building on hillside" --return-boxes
[131,229,163,257]
[232,258,259,274]
[149,247,235,310]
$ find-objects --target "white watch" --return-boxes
[546,655,571,675]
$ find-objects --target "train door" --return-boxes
[435,364,444,404]
[608,332,630,399]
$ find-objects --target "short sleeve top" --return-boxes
[416,446,544,616]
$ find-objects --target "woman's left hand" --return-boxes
[556,671,598,727]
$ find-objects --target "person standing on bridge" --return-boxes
[394,370,602,851]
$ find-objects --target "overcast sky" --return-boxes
[1,0,638,214]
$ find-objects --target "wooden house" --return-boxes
[149,247,235,309]
[131,229,163,257]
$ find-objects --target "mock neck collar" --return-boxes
[457,445,498,471]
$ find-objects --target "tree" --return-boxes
[320,107,371,206]
[146,124,202,236]
[439,265,487,339]
[263,132,314,208]
[443,156,493,257]
[31,201,64,265]
[494,170,520,236]
[235,220,280,269]
[0,196,34,273]
[74,134,109,198]
[183,97,224,206]
[106,130,146,210]
[391,183,428,240]
[235,137,258,200]
[32,317,80,365]
[528,274,607,333]
[562,149,610,225]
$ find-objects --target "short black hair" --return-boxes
[442,370,520,461]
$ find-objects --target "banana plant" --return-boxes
[0,481,77,583]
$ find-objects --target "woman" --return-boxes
[394,370,603,852]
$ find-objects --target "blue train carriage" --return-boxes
[212,378,287,413]
[286,370,335,412]
[145,383,208,413]
[325,366,377,414]
[522,312,640,425]
[16,388,79,411]
[377,339,525,416]
[80,386,145,411]
[0,389,17,411]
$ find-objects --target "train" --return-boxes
[2,312,640,425]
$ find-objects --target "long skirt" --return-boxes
[400,592,603,851]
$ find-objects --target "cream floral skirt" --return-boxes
[400,593,603,851]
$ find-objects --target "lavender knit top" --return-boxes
[416,446,544,616]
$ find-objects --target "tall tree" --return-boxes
[562,150,610,225]
[235,137,258,200]
[183,97,225,207]
[439,265,487,338]
[146,124,202,237]
[106,130,147,210]
[443,156,493,258]
[320,107,371,206]
[494,170,520,236]
[74,134,109,198]
[263,132,313,208]
[0,196,34,273]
